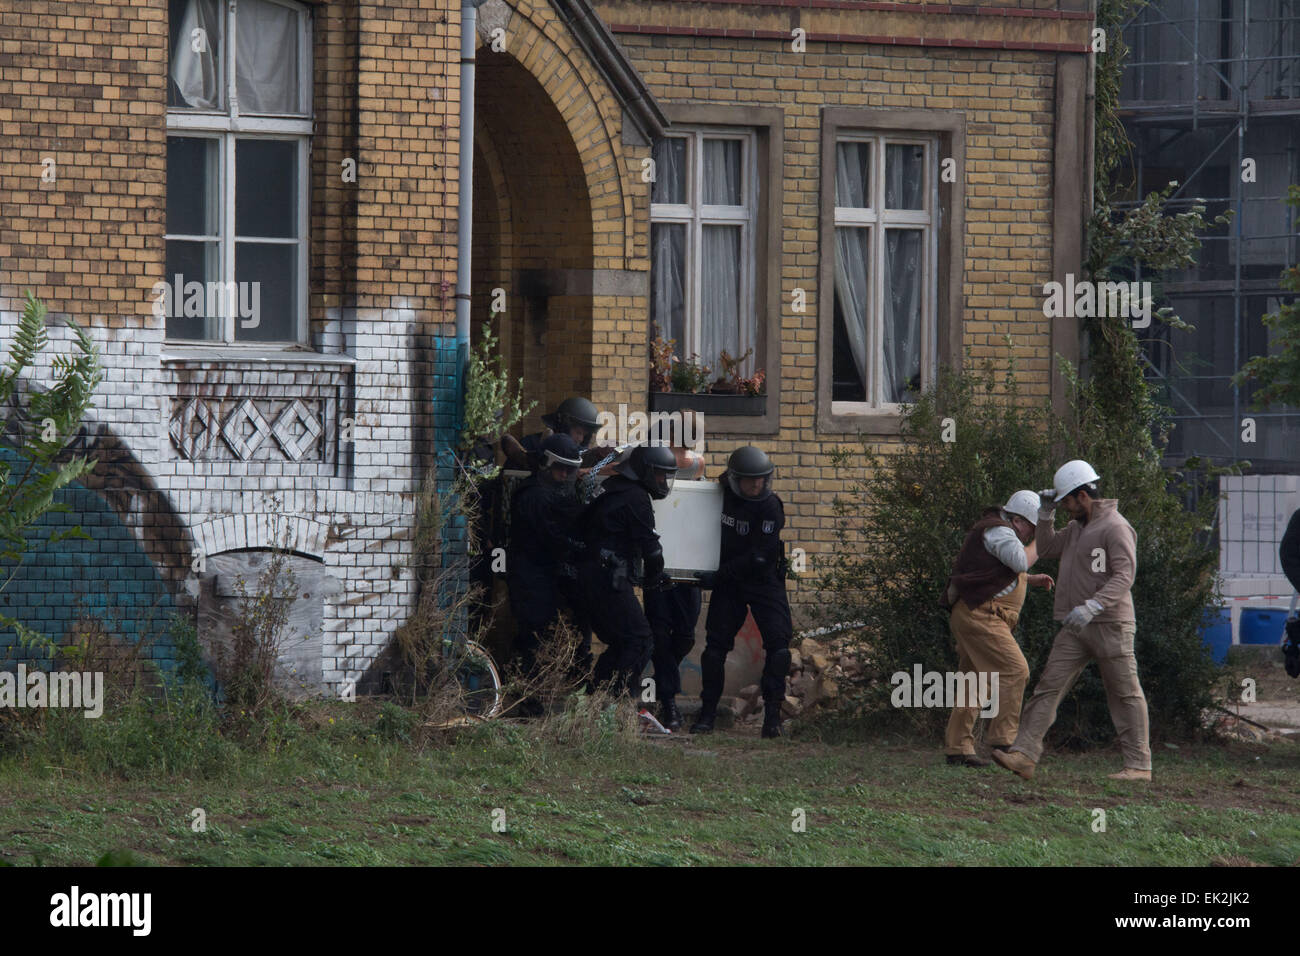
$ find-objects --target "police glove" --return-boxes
[1063,598,1103,632]
[695,571,716,590]
[644,551,665,581]
[646,571,674,592]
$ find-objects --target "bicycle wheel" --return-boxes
[444,639,503,719]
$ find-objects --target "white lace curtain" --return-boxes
[833,142,922,404]
[651,137,744,375]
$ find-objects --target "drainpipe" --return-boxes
[1084,0,1097,225]
[455,1,480,434]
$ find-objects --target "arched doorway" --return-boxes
[471,49,596,437]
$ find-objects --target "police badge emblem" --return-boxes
[762,520,775,534]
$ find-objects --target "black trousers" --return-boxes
[701,580,792,706]
[557,574,594,677]
[507,560,560,680]
[579,561,653,698]
[508,561,593,681]
[644,583,702,702]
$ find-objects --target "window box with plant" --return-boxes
[649,335,766,416]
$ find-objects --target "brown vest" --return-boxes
[948,509,1019,610]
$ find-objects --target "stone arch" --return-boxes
[470,119,514,346]
[474,46,598,426]
[479,1,640,267]
[189,513,330,563]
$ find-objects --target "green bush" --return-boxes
[13,681,239,780]
[375,701,417,743]
[819,359,1221,745]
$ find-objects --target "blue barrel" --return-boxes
[1199,607,1232,663]
[1239,608,1288,646]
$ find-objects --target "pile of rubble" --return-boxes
[1208,713,1295,743]
[735,632,867,723]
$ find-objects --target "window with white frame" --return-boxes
[650,129,758,378]
[165,0,311,345]
[831,135,935,408]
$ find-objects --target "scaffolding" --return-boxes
[1118,0,1300,470]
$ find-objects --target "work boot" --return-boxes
[691,701,717,734]
[1107,767,1152,782]
[761,702,783,739]
[659,698,683,731]
[946,753,990,767]
[991,748,1036,779]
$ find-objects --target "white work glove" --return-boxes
[1063,598,1104,631]
[1037,489,1056,521]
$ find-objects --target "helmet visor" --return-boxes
[541,449,581,484]
[727,470,773,501]
[649,466,676,499]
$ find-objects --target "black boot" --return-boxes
[691,700,717,734]
[660,698,683,731]
[761,701,784,739]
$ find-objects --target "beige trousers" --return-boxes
[944,578,1030,755]
[1010,620,1151,770]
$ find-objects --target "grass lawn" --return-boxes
[1,700,1297,866]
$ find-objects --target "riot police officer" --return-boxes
[693,446,792,739]
[503,396,608,474]
[643,417,705,730]
[577,444,677,697]
[507,434,586,696]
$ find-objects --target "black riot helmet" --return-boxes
[539,433,582,480]
[541,396,601,447]
[725,445,774,501]
[615,444,678,500]
[536,434,582,504]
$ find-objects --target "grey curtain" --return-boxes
[236,0,301,114]
[883,229,923,402]
[833,227,870,400]
[171,0,221,109]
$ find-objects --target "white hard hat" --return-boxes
[1002,490,1041,525]
[1052,459,1101,501]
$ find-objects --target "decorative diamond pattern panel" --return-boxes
[169,399,221,461]
[221,398,272,460]
[273,399,324,462]
[169,396,329,463]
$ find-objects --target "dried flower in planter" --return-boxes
[650,334,675,392]
[712,347,765,396]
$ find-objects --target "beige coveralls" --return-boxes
[944,574,1031,756]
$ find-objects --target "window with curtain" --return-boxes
[650,129,757,379]
[831,135,933,408]
[165,0,311,345]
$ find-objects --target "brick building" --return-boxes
[0,0,1093,695]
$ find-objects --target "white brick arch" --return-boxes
[191,512,330,562]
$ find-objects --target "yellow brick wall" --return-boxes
[608,32,1063,608]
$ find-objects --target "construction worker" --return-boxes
[692,446,791,739]
[643,414,705,730]
[506,433,586,702]
[992,460,1152,782]
[576,444,678,698]
[943,490,1055,767]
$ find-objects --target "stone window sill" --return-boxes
[160,346,356,367]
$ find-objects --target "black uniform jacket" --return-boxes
[508,475,582,574]
[578,475,662,568]
[715,484,786,587]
